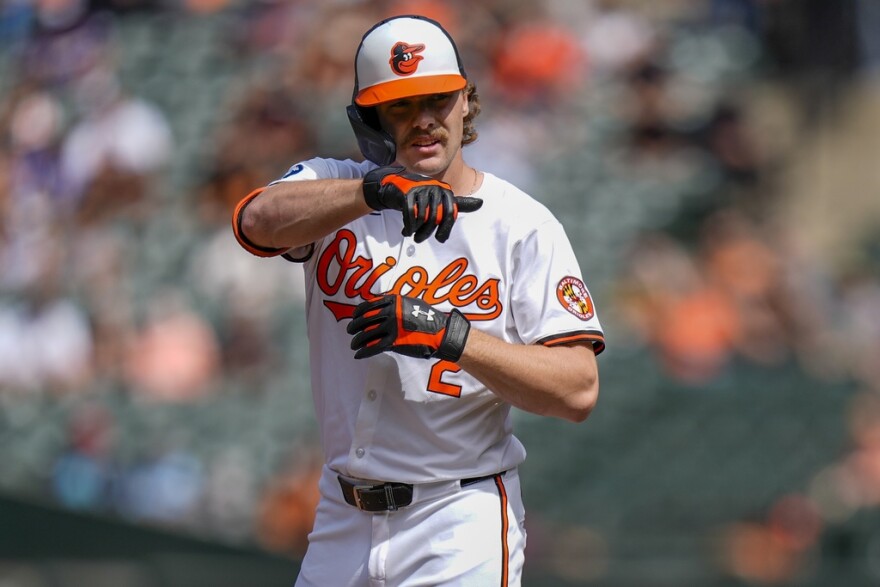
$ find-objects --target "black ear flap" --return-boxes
[347,105,396,166]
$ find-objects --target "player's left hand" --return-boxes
[347,294,471,361]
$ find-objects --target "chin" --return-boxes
[406,158,446,178]
[395,146,447,176]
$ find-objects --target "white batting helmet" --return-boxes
[347,15,468,164]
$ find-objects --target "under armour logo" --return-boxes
[411,306,435,321]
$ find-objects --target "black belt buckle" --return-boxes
[339,476,414,512]
[351,483,372,511]
[353,483,400,512]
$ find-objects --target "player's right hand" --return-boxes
[362,166,483,243]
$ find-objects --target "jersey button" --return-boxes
[367,390,377,401]
[406,244,416,256]
[355,448,365,458]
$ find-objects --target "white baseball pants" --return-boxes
[295,465,526,586]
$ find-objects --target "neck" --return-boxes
[439,158,480,196]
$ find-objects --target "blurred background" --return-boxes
[1,0,880,585]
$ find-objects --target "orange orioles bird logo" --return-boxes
[389,41,425,76]
[556,276,594,321]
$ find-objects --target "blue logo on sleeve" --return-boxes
[281,164,305,179]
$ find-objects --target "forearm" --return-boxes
[240,179,371,250]
[457,329,599,423]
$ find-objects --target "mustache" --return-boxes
[404,129,448,144]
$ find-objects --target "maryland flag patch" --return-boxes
[556,276,594,321]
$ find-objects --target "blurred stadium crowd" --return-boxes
[2,0,880,584]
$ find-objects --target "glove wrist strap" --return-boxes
[363,165,407,211]
[435,309,470,362]
[362,174,384,211]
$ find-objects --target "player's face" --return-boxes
[376,90,469,178]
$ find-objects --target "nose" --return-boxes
[412,101,435,130]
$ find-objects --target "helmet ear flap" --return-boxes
[347,104,396,166]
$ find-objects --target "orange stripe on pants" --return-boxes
[494,474,510,587]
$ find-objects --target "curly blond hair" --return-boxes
[462,81,480,145]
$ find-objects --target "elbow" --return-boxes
[239,197,273,248]
[565,393,597,424]
[563,374,599,424]
[239,205,260,244]
[239,190,301,251]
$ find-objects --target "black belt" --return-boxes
[338,472,505,512]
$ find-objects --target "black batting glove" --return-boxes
[347,294,471,361]
[362,166,483,243]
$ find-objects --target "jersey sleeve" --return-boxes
[509,220,605,354]
[270,158,374,184]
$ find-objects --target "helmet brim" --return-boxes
[354,74,467,106]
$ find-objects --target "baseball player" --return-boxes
[232,14,604,586]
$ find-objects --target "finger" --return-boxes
[354,341,387,360]
[407,190,430,242]
[347,309,387,335]
[401,192,418,237]
[350,322,389,350]
[414,192,440,243]
[456,197,483,213]
[434,191,456,243]
[350,296,393,321]
[422,191,433,224]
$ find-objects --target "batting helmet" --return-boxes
[347,15,468,165]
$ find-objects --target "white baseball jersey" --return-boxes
[267,157,605,484]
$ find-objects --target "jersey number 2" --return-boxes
[428,360,462,397]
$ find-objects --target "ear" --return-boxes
[461,90,470,117]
